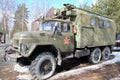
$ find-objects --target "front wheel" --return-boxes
[30,52,56,80]
[89,48,102,64]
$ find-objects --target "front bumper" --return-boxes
[5,53,21,62]
[5,47,22,62]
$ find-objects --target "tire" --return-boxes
[30,52,56,80]
[102,47,111,60]
[89,48,102,64]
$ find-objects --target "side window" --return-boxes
[106,21,111,28]
[61,23,70,32]
[117,34,120,40]
[99,20,104,28]
[90,18,96,26]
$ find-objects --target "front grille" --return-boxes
[13,39,19,47]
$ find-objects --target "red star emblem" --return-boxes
[64,37,69,44]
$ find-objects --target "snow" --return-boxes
[14,64,33,80]
[13,52,120,80]
[17,74,33,80]
[14,64,29,73]
[110,77,120,80]
[110,74,120,80]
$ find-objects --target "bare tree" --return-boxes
[31,0,41,20]
[0,0,16,42]
[29,0,52,31]
[28,0,41,31]
[40,0,51,18]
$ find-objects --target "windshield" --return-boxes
[41,21,59,31]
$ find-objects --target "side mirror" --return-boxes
[54,27,62,36]
[72,25,76,34]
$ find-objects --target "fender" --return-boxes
[23,44,62,65]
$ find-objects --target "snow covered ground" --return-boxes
[14,52,120,80]
[110,76,120,80]
[14,64,32,80]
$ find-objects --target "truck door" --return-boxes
[81,27,94,48]
[55,22,74,52]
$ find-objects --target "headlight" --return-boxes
[20,44,28,53]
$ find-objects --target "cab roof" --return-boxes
[43,19,71,23]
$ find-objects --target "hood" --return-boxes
[13,31,53,39]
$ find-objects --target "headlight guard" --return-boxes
[20,44,28,53]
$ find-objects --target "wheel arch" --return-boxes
[29,45,57,60]
[28,45,62,65]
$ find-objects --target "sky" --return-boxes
[51,0,95,8]
[17,0,96,9]
[17,0,96,19]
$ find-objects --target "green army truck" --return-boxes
[6,4,116,80]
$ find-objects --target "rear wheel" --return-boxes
[30,52,56,80]
[89,48,101,64]
[102,47,111,60]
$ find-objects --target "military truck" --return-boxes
[6,4,116,80]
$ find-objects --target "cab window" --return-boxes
[106,21,111,28]
[90,18,96,26]
[61,23,70,32]
[99,20,104,28]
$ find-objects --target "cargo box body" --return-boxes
[73,9,116,48]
